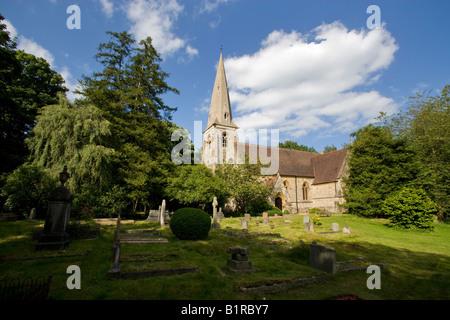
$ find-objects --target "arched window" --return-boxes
[283,180,290,191]
[222,132,227,148]
[302,182,309,201]
[224,112,228,120]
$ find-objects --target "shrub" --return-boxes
[1,163,57,218]
[266,206,282,216]
[381,187,437,230]
[169,207,211,240]
[311,214,322,226]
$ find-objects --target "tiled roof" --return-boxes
[236,142,347,183]
[311,148,348,185]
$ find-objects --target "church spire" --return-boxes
[205,52,238,131]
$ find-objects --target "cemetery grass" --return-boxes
[0,215,449,300]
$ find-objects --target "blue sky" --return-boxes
[2,0,450,152]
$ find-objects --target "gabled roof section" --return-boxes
[206,52,238,131]
[311,148,348,185]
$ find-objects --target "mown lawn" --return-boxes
[0,214,449,300]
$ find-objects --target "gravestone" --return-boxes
[159,200,166,227]
[29,208,36,220]
[244,214,251,221]
[36,166,73,250]
[309,242,336,274]
[217,207,224,220]
[262,212,269,225]
[240,219,248,230]
[146,209,160,221]
[304,222,314,233]
[303,216,313,233]
[343,226,351,234]
[331,223,339,232]
[227,247,254,273]
[211,197,220,230]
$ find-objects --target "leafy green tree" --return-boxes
[279,140,317,152]
[342,124,418,217]
[216,163,272,215]
[26,94,115,194]
[78,31,179,211]
[381,187,437,230]
[165,164,228,211]
[323,144,337,153]
[0,14,67,176]
[382,86,450,220]
[1,162,57,218]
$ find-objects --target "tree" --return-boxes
[1,162,57,218]
[216,163,272,215]
[382,86,449,220]
[165,164,228,211]
[78,31,179,211]
[279,140,317,152]
[342,124,418,217]
[0,14,67,177]
[26,94,115,194]
[323,144,337,153]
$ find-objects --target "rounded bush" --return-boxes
[169,207,211,240]
[381,187,437,230]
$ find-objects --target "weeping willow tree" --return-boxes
[26,93,115,194]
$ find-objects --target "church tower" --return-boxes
[202,52,238,170]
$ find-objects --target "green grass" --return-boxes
[0,214,449,300]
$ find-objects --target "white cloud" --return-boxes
[125,0,197,58]
[59,66,81,101]
[5,19,55,66]
[17,37,55,66]
[224,22,399,138]
[4,19,18,39]
[4,19,81,101]
[199,0,235,13]
[99,0,114,18]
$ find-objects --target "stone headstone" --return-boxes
[240,219,248,230]
[211,197,220,230]
[309,242,336,274]
[36,166,73,250]
[303,215,310,224]
[262,212,269,219]
[159,200,166,227]
[304,221,314,233]
[146,209,160,221]
[29,208,36,220]
[217,207,224,220]
[244,213,251,221]
[331,223,339,232]
[227,247,254,273]
[343,226,351,234]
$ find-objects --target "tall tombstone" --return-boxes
[211,196,220,230]
[262,212,269,225]
[36,166,73,250]
[159,200,166,227]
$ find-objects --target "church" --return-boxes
[202,53,348,213]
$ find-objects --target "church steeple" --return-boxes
[202,52,239,170]
[205,52,238,131]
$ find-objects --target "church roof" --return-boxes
[205,52,238,131]
[311,148,348,185]
[236,142,347,184]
